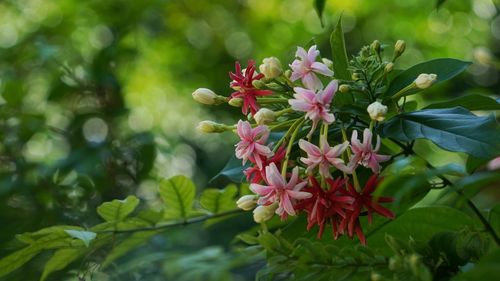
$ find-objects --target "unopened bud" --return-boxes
[253,203,278,223]
[414,73,437,89]
[284,69,292,79]
[192,88,226,105]
[236,195,257,211]
[367,101,388,122]
[394,40,406,58]
[408,254,421,274]
[370,272,382,281]
[339,84,350,93]
[252,79,266,89]
[322,58,333,69]
[228,98,243,107]
[254,108,276,125]
[385,62,394,73]
[196,121,228,133]
[352,72,361,81]
[371,40,381,54]
[259,57,283,79]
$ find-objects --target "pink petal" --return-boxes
[326,141,348,158]
[299,139,322,157]
[287,190,312,200]
[296,46,308,60]
[307,45,319,63]
[321,80,338,104]
[322,112,335,124]
[362,128,373,149]
[250,184,274,196]
[302,73,323,91]
[289,99,314,112]
[311,62,334,76]
[280,194,296,216]
[237,120,252,139]
[293,87,316,102]
[265,163,285,187]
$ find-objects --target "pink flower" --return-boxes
[229,61,272,116]
[348,129,390,173]
[299,136,351,178]
[244,145,286,184]
[250,163,312,219]
[235,120,273,169]
[290,45,333,90]
[289,80,337,136]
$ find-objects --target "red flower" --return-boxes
[340,175,395,244]
[295,177,354,239]
[229,60,272,115]
[244,145,286,184]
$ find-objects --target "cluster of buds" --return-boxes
[193,41,438,244]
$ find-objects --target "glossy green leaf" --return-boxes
[330,16,351,82]
[200,185,237,214]
[40,248,85,281]
[366,206,475,255]
[159,175,196,219]
[424,94,500,111]
[380,107,500,158]
[97,195,140,222]
[211,155,248,183]
[313,0,327,27]
[383,58,471,98]
[64,230,96,247]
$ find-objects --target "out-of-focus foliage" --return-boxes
[0,0,499,280]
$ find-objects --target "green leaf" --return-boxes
[40,248,85,281]
[365,206,475,255]
[383,58,471,98]
[0,247,42,278]
[380,107,500,158]
[200,185,238,214]
[64,230,96,247]
[211,155,248,183]
[101,231,159,268]
[437,0,447,8]
[489,203,500,235]
[313,0,327,27]
[424,94,500,111]
[97,195,140,222]
[330,16,351,82]
[159,175,196,219]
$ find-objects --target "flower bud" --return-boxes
[228,97,243,107]
[259,57,283,79]
[414,73,437,89]
[254,108,276,125]
[371,40,381,54]
[394,40,406,58]
[236,195,257,211]
[196,121,227,133]
[192,88,226,105]
[367,101,388,122]
[385,62,394,73]
[284,69,292,79]
[322,58,333,69]
[339,84,350,93]
[252,79,266,89]
[352,72,361,81]
[253,203,278,223]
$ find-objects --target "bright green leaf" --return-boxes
[64,230,96,247]
[97,195,140,222]
[424,94,500,111]
[380,107,500,158]
[101,231,159,268]
[330,16,351,81]
[200,185,237,214]
[383,58,471,98]
[159,175,196,219]
[40,248,85,281]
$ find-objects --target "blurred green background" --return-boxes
[0,0,498,280]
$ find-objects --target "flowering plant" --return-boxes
[192,18,500,279]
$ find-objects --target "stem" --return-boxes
[95,209,244,234]
[281,119,305,177]
[273,118,302,152]
[391,83,415,100]
[340,126,361,192]
[257,98,289,104]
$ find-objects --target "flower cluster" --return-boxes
[194,42,437,244]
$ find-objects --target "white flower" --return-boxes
[414,73,437,89]
[236,195,257,211]
[254,108,276,125]
[259,57,283,79]
[192,88,218,105]
[253,203,278,223]
[367,101,388,122]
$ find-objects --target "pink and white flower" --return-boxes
[348,129,390,173]
[299,136,351,178]
[235,120,273,169]
[290,45,333,90]
[250,163,312,219]
[289,80,337,136]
